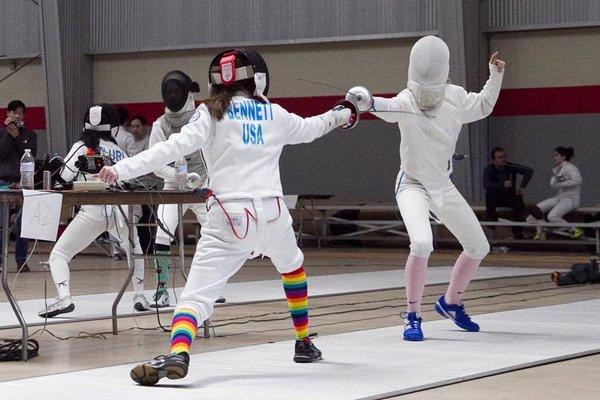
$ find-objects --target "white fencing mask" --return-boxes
[407,36,449,111]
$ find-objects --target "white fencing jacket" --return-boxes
[550,161,582,201]
[150,114,207,189]
[114,95,343,200]
[372,64,504,206]
[62,138,128,220]
[62,139,127,183]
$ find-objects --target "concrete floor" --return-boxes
[1,246,599,399]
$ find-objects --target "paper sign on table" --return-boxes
[20,190,63,241]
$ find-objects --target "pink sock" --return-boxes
[405,255,428,313]
[445,252,481,305]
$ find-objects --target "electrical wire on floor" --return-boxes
[208,279,584,329]
[22,276,592,343]
[10,280,594,347]
[205,277,553,325]
[0,338,39,361]
[212,285,600,339]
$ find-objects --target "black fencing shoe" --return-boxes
[293,337,323,363]
[130,352,190,386]
[38,296,75,318]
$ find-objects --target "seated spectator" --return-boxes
[483,147,533,239]
[527,146,583,240]
[129,115,150,156]
[0,100,37,272]
[113,106,135,156]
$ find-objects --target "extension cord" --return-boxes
[0,339,39,361]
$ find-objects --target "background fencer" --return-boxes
[359,35,505,341]
[527,146,583,240]
[98,48,352,386]
[39,104,149,318]
[149,70,208,308]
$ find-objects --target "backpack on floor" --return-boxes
[553,261,600,286]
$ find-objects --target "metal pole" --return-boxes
[1,199,29,360]
[111,206,135,335]
[203,319,210,338]
[596,228,599,255]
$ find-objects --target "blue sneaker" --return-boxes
[435,296,480,332]
[402,312,424,341]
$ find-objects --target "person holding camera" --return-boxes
[0,100,37,272]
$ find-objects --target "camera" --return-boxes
[8,120,23,128]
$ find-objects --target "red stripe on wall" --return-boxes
[492,85,600,116]
[116,102,167,124]
[0,107,46,130]
[8,85,600,131]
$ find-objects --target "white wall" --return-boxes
[490,27,600,89]
[93,39,415,103]
[0,59,45,108]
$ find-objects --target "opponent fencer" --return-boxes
[148,70,207,308]
[97,48,352,385]
[353,36,505,340]
[38,104,149,318]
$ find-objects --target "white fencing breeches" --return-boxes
[396,174,490,260]
[537,196,580,223]
[177,197,303,323]
[49,205,145,298]
[155,203,207,246]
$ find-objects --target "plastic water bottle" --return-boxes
[20,149,35,189]
[174,157,188,191]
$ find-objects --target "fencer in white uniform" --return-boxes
[527,146,583,239]
[98,48,351,386]
[149,70,208,308]
[38,104,149,318]
[363,36,505,340]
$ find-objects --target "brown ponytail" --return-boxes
[203,86,235,120]
[203,78,262,120]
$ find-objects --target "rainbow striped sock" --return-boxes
[282,266,309,340]
[170,307,199,354]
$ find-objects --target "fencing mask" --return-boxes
[81,103,119,149]
[161,70,200,113]
[208,48,270,97]
[407,36,449,111]
[84,103,119,135]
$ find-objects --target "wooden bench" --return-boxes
[294,200,600,253]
